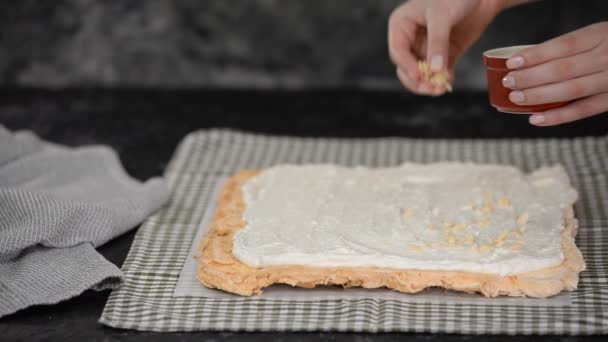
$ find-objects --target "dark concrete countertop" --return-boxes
[0,88,606,341]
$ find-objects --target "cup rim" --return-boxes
[483,45,535,59]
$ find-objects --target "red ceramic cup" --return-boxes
[483,45,568,113]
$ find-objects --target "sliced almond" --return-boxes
[497,197,512,208]
[402,208,417,218]
[517,212,529,226]
[408,244,424,253]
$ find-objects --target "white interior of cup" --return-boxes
[483,45,535,59]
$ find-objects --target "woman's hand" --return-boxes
[503,22,608,126]
[388,0,504,95]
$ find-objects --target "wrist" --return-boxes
[482,0,510,18]
[496,0,538,11]
[479,0,510,20]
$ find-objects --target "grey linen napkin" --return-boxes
[0,125,169,318]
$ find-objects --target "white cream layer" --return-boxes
[233,163,577,275]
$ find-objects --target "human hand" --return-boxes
[388,0,503,95]
[502,22,608,126]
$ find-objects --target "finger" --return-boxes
[397,68,437,95]
[506,24,602,70]
[388,16,421,80]
[529,92,608,126]
[396,68,428,95]
[425,9,451,72]
[503,48,608,90]
[508,71,608,105]
[428,69,455,96]
[429,85,448,96]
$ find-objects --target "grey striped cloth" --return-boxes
[101,130,608,334]
[0,125,169,318]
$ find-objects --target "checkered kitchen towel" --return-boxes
[100,130,608,334]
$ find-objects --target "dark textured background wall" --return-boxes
[1,0,606,90]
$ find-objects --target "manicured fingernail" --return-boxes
[529,114,545,125]
[430,55,444,72]
[506,56,525,69]
[509,91,525,103]
[502,74,516,88]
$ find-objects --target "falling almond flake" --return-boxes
[432,207,440,216]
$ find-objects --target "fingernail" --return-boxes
[509,91,525,103]
[529,114,545,125]
[502,74,516,88]
[506,56,525,69]
[430,55,444,72]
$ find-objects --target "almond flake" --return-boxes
[496,231,508,242]
[481,203,495,214]
[511,229,523,238]
[469,244,479,254]
[447,235,456,245]
[482,191,494,202]
[497,197,512,208]
[476,218,491,229]
[517,213,529,226]
[509,244,524,251]
[429,242,441,249]
[452,223,467,233]
[402,208,417,218]
[418,61,453,92]
[479,244,492,253]
[408,244,424,253]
